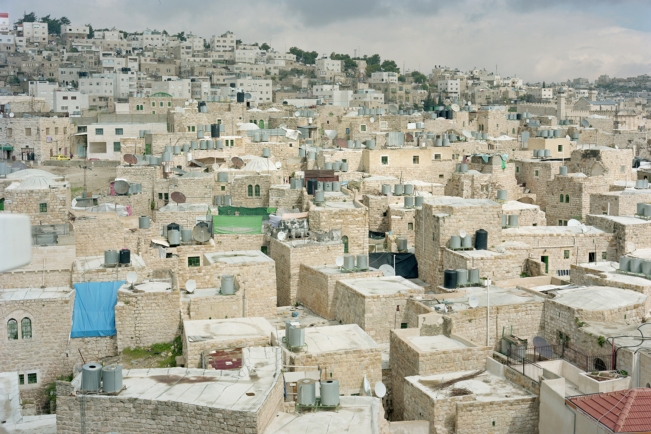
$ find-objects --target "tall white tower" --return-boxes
[557,87,566,120]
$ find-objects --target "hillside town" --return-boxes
[2,9,651,434]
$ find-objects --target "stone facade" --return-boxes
[514,159,564,211]
[589,189,651,217]
[3,183,71,225]
[308,200,368,254]
[270,239,344,307]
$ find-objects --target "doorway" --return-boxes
[342,236,349,254]
[541,256,549,273]
[588,252,596,263]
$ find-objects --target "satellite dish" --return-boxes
[370,117,375,123]
[580,224,588,233]
[244,93,252,100]
[363,376,371,396]
[277,231,286,241]
[567,219,581,227]
[231,157,244,168]
[275,161,282,169]
[170,191,186,204]
[123,154,137,165]
[192,222,212,243]
[126,271,138,284]
[374,382,387,398]
[459,230,467,238]
[335,256,344,267]
[581,119,590,128]
[626,241,636,253]
[379,264,395,277]
[113,180,130,195]
[451,104,460,112]
[294,111,301,117]
[186,279,196,294]
[468,297,479,308]
[533,336,548,347]
[9,112,14,118]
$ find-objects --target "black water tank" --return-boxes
[443,269,458,289]
[210,124,219,138]
[167,222,180,232]
[475,229,488,250]
[306,179,318,195]
[516,113,522,120]
[446,110,453,120]
[237,92,245,103]
[119,249,131,264]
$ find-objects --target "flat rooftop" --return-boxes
[119,281,172,293]
[184,317,274,345]
[424,196,499,208]
[408,335,472,352]
[0,287,72,302]
[590,215,649,225]
[551,286,647,310]
[406,370,534,402]
[310,264,378,277]
[502,200,540,211]
[340,276,423,297]
[276,324,378,354]
[263,396,381,434]
[72,347,280,412]
[430,286,545,311]
[313,201,358,210]
[204,250,274,265]
[502,226,605,236]
[74,254,146,271]
[573,262,651,288]
[628,248,651,260]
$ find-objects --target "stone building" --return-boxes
[274,324,382,396]
[514,158,564,211]
[3,176,71,225]
[308,200,368,255]
[568,147,634,183]
[589,188,651,216]
[545,173,608,225]
[332,276,424,343]
[270,238,344,307]
[501,200,546,226]
[0,115,73,162]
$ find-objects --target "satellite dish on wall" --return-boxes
[170,191,186,204]
[186,279,196,294]
[335,256,344,267]
[626,241,636,253]
[244,93,252,100]
[123,154,137,165]
[468,297,479,308]
[275,161,282,169]
[231,157,244,168]
[374,382,387,398]
[277,231,286,241]
[9,112,14,118]
[192,222,212,243]
[459,230,467,238]
[113,180,130,195]
[370,117,375,123]
[581,119,590,128]
[379,264,395,277]
[451,104,460,112]
[126,271,138,284]
[294,111,301,117]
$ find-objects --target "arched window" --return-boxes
[247,185,253,197]
[560,194,564,203]
[512,128,515,134]
[342,236,349,254]
[259,120,265,129]
[565,195,570,203]
[7,319,17,340]
[254,185,260,197]
[21,318,32,339]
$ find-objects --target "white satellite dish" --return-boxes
[626,241,636,253]
[468,296,479,308]
[294,111,300,117]
[9,112,14,118]
[370,117,375,123]
[379,264,395,277]
[567,219,581,227]
[275,161,282,169]
[184,101,189,106]
[459,230,467,238]
[335,256,344,267]
[374,382,387,398]
[580,224,588,233]
[451,104,460,112]
[186,279,196,294]
[363,376,371,395]
[277,231,286,241]
[126,271,138,284]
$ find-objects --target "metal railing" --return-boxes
[505,342,614,374]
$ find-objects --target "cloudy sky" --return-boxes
[9,0,651,82]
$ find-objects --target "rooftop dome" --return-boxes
[6,169,58,180]
[16,175,54,190]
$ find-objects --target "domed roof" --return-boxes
[6,169,58,180]
[16,175,54,190]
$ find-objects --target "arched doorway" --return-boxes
[342,235,349,253]
[259,120,265,129]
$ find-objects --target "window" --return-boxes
[564,250,570,259]
[221,186,226,191]
[95,128,103,135]
[381,156,389,165]
[57,127,61,135]
[113,142,121,152]
[7,128,11,137]
[115,128,123,135]
[168,102,171,107]
[558,220,564,226]
[565,195,570,203]
[345,128,350,135]
[27,373,37,384]
[187,126,196,132]
[360,124,367,132]
[18,375,24,385]
[413,156,420,164]
[152,101,156,107]
[164,193,169,201]
[534,170,539,177]
[39,203,47,213]
[158,193,163,200]
[434,154,441,161]
[400,323,408,329]
[254,185,260,197]
[46,127,50,135]
[21,318,31,339]
[248,185,253,197]
[408,223,414,230]
[159,102,164,107]
[25,128,31,136]
[558,145,563,152]
[602,252,607,260]
[620,165,626,173]
[516,166,520,173]
[7,319,18,340]
[439,174,444,178]
[560,194,564,203]
[187,256,200,267]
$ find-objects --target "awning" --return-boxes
[0,145,13,151]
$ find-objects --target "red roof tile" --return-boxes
[568,389,651,432]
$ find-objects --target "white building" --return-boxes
[438,79,461,97]
[53,90,88,115]
[61,25,89,40]
[85,122,167,160]
[0,12,9,34]
[224,78,273,104]
[369,72,398,84]
[316,58,342,80]
[235,49,262,64]
[210,32,236,51]
[351,89,385,106]
[531,87,553,100]
[150,78,192,98]
[18,22,48,45]
[28,81,56,109]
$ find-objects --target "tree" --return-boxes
[330,53,358,72]
[289,47,318,65]
[87,24,94,39]
[16,11,37,25]
[39,15,71,36]
[411,71,428,84]
[260,43,271,51]
[365,54,381,65]
[174,31,187,42]
[398,75,406,82]
[542,81,546,88]
[381,60,400,73]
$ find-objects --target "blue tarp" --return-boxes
[71,281,124,338]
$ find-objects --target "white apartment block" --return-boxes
[61,25,89,40]
[210,32,236,51]
[438,79,461,96]
[150,78,192,98]
[186,35,205,53]
[86,122,167,160]
[140,29,165,47]
[267,51,296,62]
[226,78,273,104]
[19,22,48,45]
[94,30,121,40]
[79,73,134,99]
[351,89,385,105]
[191,79,210,100]
[0,35,15,51]
[531,87,553,100]
[53,91,88,115]
[316,59,342,73]
[369,72,398,84]
[235,49,262,64]
[28,81,56,108]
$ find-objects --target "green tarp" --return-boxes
[218,206,276,217]
[213,215,263,234]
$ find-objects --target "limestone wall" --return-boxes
[4,185,71,225]
[308,201,368,254]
